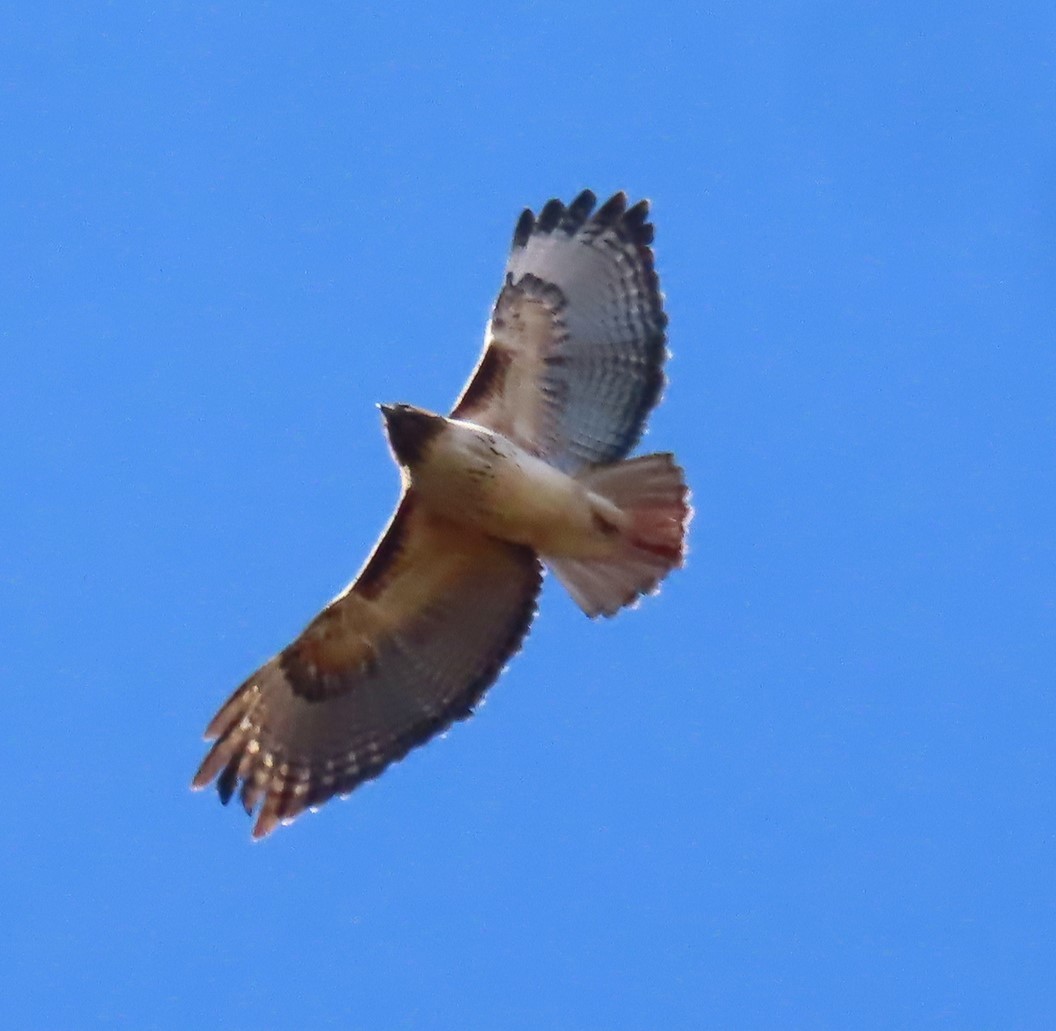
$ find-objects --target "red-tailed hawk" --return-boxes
[193,191,690,837]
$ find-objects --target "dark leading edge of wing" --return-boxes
[453,190,669,472]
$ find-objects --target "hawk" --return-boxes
[193,190,690,837]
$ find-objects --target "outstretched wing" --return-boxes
[452,190,668,473]
[192,492,542,837]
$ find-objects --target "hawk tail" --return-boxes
[548,453,690,618]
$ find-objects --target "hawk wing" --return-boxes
[452,190,668,473]
[192,492,542,837]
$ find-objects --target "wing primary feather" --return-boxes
[594,191,628,224]
[536,198,565,232]
[240,774,265,815]
[622,199,654,243]
[192,721,246,789]
[253,800,281,840]
[512,208,535,249]
[562,189,596,231]
[217,757,240,805]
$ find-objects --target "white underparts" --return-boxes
[405,420,689,619]
[409,419,618,559]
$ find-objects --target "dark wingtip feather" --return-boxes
[624,198,650,226]
[217,757,240,805]
[514,190,655,246]
[536,198,565,232]
[594,191,628,225]
[623,199,654,244]
[562,189,596,231]
[512,208,535,248]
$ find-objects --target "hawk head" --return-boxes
[379,403,444,466]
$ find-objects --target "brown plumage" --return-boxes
[193,191,690,838]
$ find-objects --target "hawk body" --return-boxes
[386,406,625,559]
[194,190,690,837]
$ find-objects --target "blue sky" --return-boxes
[3,3,1054,1027]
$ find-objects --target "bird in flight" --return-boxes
[192,190,690,838]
